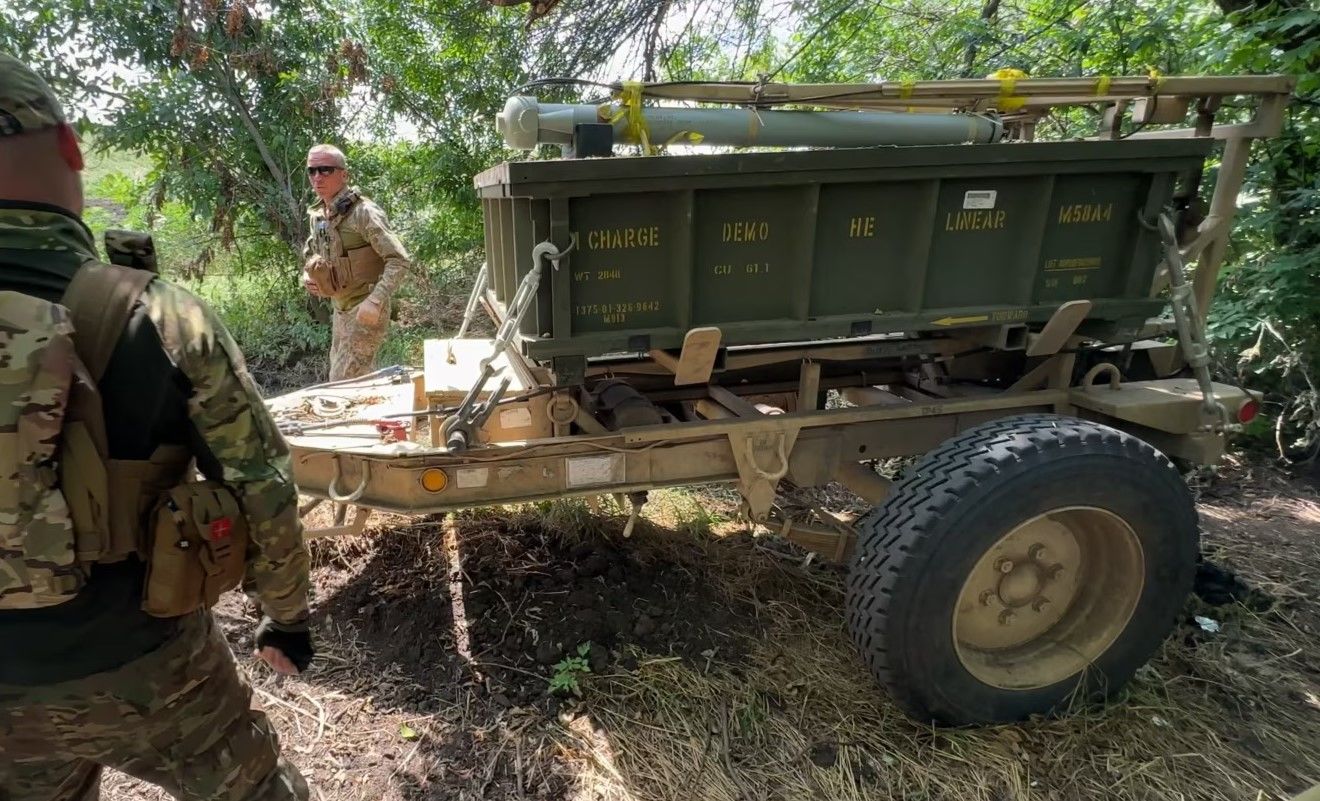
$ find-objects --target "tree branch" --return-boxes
[214,60,305,246]
[961,0,1000,78]
[768,0,865,83]
[642,0,672,82]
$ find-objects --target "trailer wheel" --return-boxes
[845,414,1198,725]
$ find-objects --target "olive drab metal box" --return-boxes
[474,139,1210,362]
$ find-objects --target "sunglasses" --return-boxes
[307,165,342,176]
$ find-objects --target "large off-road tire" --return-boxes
[845,414,1198,725]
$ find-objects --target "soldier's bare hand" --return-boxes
[302,271,323,297]
[254,617,314,674]
[356,296,383,326]
[255,645,301,676]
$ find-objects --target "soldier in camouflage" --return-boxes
[301,143,411,381]
[0,52,312,800]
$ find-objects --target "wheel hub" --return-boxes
[952,507,1145,690]
[997,560,1046,608]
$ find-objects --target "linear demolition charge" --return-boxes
[496,95,1002,155]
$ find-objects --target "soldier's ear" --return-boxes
[56,123,84,172]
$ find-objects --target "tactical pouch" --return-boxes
[142,481,249,618]
[306,256,343,297]
[333,256,354,293]
[322,247,384,299]
[345,245,385,287]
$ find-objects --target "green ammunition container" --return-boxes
[474,139,1210,361]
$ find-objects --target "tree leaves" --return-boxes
[3,0,357,253]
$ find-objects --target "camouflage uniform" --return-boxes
[0,52,309,800]
[303,187,410,381]
[0,614,304,800]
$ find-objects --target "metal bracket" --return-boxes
[1027,300,1092,357]
[649,326,722,386]
[769,508,859,564]
[303,504,374,540]
[728,424,802,523]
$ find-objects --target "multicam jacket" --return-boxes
[303,187,410,312]
[0,201,310,684]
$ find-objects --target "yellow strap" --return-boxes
[987,68,1027,112]
[1095,75,1112,96]
[899,80,916,113]
[663,129,704,147]
[1147,66,1165,94]
[606,80,654,155]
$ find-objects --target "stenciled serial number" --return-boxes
[1044,256,1102,271]
[574,298,663,326]
[574,301,663,315]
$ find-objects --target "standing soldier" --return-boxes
[0,53,312,800]
[301,143,410,381]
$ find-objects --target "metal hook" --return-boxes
[327,456,370,503]
[1081,363,1122,391]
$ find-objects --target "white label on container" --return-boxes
[566,454,624,488]
[499,407,533,429]
[963,190,997,209]
[455,468,489,489]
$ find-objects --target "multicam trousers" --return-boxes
[329,298,390,382]
[0,612,308,801]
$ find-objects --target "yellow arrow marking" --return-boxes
[932,314,990,326]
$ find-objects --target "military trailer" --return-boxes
[272,74,1294,725]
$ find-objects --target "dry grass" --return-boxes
[549,489,1320,801]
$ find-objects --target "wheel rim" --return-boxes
[952,506,1145,690]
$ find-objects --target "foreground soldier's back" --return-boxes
[0,53,312,800]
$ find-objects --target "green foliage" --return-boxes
[1199,5,1320,456]
[1,0,358,254]
[4,0,1317,449]
[190,256,332,391]
[548,643,593,696]
[75,164,327,390]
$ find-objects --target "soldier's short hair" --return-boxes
[307,143,347,167]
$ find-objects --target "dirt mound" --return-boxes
[322,509,763,715]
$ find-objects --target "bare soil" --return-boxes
[104,454,1320,801]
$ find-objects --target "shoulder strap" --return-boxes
[62,261,154,382]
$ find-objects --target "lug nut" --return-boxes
[979,589,996,606]
[1031,597,1051,612]
[998,609,1015,625]
[1028,543,1047,561]
[995,558,1015,574]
